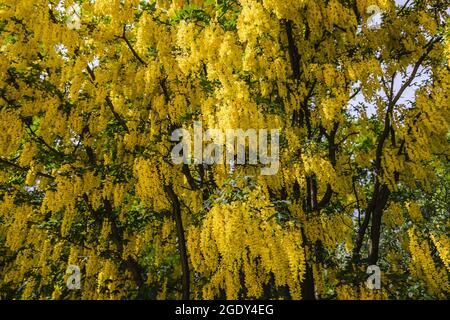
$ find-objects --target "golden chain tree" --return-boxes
[0,0,449,299]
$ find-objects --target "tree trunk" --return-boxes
[165,185,190,300]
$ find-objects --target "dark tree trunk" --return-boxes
[165,185,190,300]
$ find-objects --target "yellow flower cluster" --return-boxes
[303,213,353,251]
[336,284,388,300]
[406,201,423,222]
[408,227,450,298]
[430,234,450,273]
[0,109,23,157]
[383,202,405,228]
[188,187,306,299]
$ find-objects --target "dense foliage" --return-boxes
[0,0,449,299]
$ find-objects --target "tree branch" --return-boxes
[118,25,148,66]
[0,157,54,180]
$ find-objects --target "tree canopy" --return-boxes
[0,0,449,299]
